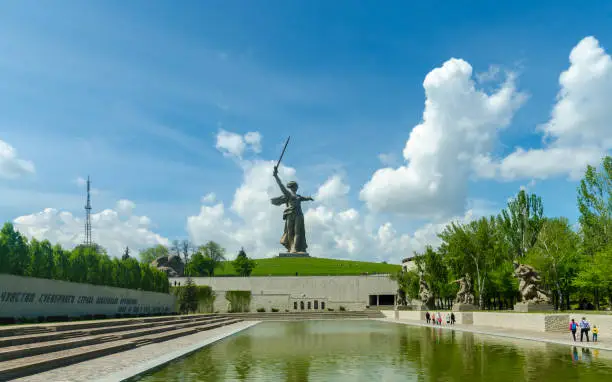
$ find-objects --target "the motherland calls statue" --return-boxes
[151,255,185,277]
[452,274,475,305]
[270,137,314,254]
[418,277,434,310]
[513,262,551,304]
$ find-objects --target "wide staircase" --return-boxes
[222,310,385,320]
[0,314,241,381]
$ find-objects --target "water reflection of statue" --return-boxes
[452,274,475,305]
[419,277,434,309]
[513,262,551,304]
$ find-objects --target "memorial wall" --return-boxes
[0,274,176,319]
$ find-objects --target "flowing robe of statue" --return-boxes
[270,169,313,253]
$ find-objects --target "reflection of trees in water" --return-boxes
[283,357,311,382]
[143,347,222,382]
[228,334,253,380]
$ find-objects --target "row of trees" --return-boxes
[0,223,169,293]
[396,156,612,311]
[139,240,257,277]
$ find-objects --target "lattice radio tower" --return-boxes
[84,176,93,247]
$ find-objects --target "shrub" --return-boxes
[327,308,334,311]
[226,291,252,312]
[339,306,346,311]
[171,285,215,313]
[271,308,279,312]
[256,307,266,312]
[178,277,198,314]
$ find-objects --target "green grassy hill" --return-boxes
[215,257,401,276]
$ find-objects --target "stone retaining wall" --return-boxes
[177,275,396,313]
[0,274,176,319]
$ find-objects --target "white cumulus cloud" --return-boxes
[314,175,350,205]
[488,36,612,181]
[215,129,262,158]
[13,200,168,257]
[360,58,526,219]
[0,139,35,179]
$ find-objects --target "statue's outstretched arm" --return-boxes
[300,196,314,201]
[273,166,290,196]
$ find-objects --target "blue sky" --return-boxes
[1,1,611,260]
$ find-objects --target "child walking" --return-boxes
[593,325,599,342]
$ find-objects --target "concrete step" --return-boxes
[0,334,118,362]
[0,317,242,380]
[0,315,223,347]
[0,316,232,361]
[132,318,242,347]
[222,312,374,320]
[106,317,233,341]
[0,313,216,338]
[0,339,137,381]
[0,326,54,338]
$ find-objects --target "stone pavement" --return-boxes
[13,321,260,382]
[376,318,612,352]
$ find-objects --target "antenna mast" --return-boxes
[84,176,92,247]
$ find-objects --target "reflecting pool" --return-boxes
[137,320,612,381]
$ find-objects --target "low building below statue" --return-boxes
[278,252,310,258]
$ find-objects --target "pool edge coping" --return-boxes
[94,321,261,382]
[376,318,612,352]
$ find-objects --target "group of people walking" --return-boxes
[569,317,599,342]
[425,311,455,326]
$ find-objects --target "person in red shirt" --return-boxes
[569,318,578,341]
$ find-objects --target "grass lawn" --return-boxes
[214,257,401,276]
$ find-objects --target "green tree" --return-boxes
[415,246,452,308]
[185,252,214,277]
[439,217,506,309]
[123,257,142,289]
[573,246,612,307]
[27,238,45,278]
[0,223,29,275]
[198,241,226,276]
[499,189,545,260]
[577,156,612,258]
[40,240,55,279]
[391,269,420,305]
[179,277,198,313]
[527,217,580,310]
[232,248,256,277]
[139,244,169,264]
[575,156,612,309]
[52,244,70,280]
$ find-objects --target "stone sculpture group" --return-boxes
[418,277,434,309]
[151,255,184,277]
[452,274,475,305]
[513,262,551,304]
